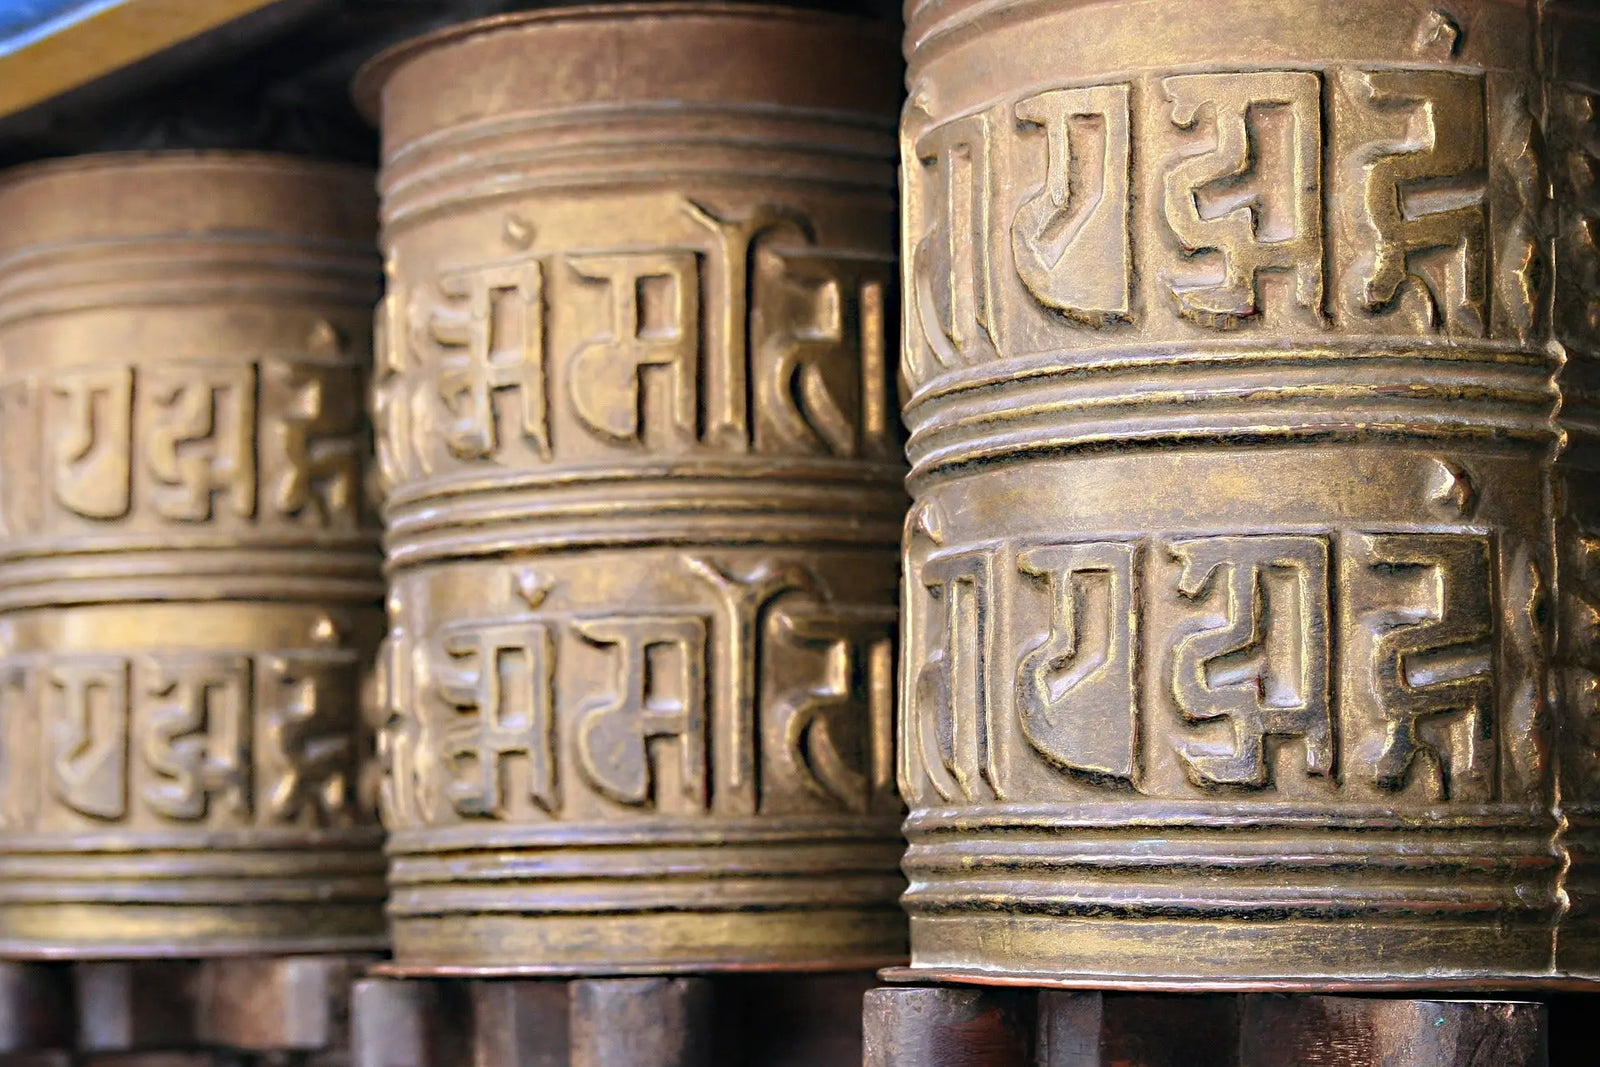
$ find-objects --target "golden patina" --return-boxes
[358,3,909,975]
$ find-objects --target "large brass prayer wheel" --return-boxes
[898,0,1590,987]
[359,5,907,973]
[0,153,386,957]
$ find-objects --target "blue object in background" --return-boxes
[0,0,128,58]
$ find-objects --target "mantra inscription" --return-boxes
[0,643,362,829]
[378,552,896,828]
[365,6,907,973]
[374,196,895,493]
[904,526,1500,803]
[0,356,366,537]
[904,62,1536,391]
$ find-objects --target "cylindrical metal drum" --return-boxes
[898,0,1581,987]
[358,5,907,974]
[0,153,386,957]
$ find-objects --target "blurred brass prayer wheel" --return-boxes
[0,153,386,957]
[359,5,907,973]
[897,0,1593,987]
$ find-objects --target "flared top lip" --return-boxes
[0,148,370,193]
[352,2,898,122]
[0,149,377,258]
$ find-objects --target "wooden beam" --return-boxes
[0,0,291,119]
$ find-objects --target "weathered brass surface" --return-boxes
[359,4,907,974]
[897,0,1595,987]
[0,152,386,957]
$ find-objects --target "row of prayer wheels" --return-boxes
[0,0,1594,991]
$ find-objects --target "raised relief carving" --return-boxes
[1162,71,1324,327]
[1168,536,1334,788]
[913,109,1003,367]
[1359,533,1495,801]
[137,655,252,822]
[1012,84,1132,325]
[1559,531,1600,795]
[433,620,558,817]
[755,248,896,459]
[1553,87,1600,352]
[258,654,357,826]
[144,365,257,521]
[567,250,700,447]
[372,288,425,493]
[687,201,810,451]
[1015,541,1139,782]
[1343,70,1487,335]
[45,658,129,820]
[429,260,550,462]
[915,547,1001,801]
[573,614,708,811]
[373,621,427,829]
[51,367,133,520]
[267,362,364,528]
[772,603,897,813]
[686,557,818,815]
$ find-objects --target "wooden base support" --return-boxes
[0,956,372,1065]
[864,986,1550,1067]
[351,972,877,1067]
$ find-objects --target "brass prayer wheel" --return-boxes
[0,153,386,957]
[359,5,907,974]
[898,0,1587,987]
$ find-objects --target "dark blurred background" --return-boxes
[0,0,900,169]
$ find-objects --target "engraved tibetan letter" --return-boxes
[687,201,810,451]
[1360,533,1495,801]
[430,260,549,461]
[266,362,363,528]
[685,557,817,816]
[755,249,895,460]
[574,615,708,812]
[913,109,1003,367]
[258,653,358,826]
[567,251,699,447]
[1015,541,1138,782]
[773,603,897,813]
[433,620,558,818]
[1162,71,1324,327]
[1012,84,1132,325]
[914,547,1000,801]
[1343,70,1487,335]
[137,654,252,822]
[46,657,129,820]
[1168,536,1333,788]
[51,367,133,520]
[144,364,257,521]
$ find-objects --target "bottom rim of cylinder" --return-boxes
[899,913,1595,992]
[0,900,388,959]
[880,965,1600,995]
[386,907,909,975]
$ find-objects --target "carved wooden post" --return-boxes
[0,154,385,958]
[1239,996,1547,1066]
[1548,0,1600,979]
[895,0,1588,987]
[356,5,906,976]
[862,986,1034,1067]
